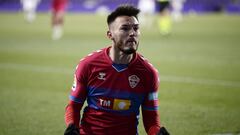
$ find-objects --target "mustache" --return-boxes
[126,38,137,43]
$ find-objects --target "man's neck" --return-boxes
[109,46,133,64]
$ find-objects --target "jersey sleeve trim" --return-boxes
[142,106,159,111]
[148,92,158,100]
[69,95,84,104]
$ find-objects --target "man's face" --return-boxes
[108,16,140,54]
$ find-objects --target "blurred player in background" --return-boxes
[137,0,155,28]
[171,0,185,22]
[21,0,41,23]
[51,0,68,40]
[156,0,172,35]
[64,5,169,135]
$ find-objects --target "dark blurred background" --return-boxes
[0,0,240,13]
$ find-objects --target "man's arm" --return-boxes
[142,64,170,135]
[142,109,170,135]
[65,101,83,127]
[64,101,83,135]
[142,109,161,135]
[64,60,88,135]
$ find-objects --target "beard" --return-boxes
[120,47,136,54]
[116,40,139,55]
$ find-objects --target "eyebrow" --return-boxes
[121,24,139,27]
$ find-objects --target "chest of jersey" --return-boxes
[86,64,148,114]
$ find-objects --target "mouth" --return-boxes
[127,38,136,44]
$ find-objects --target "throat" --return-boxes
[109,46,133,64]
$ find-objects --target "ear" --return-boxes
[107,31,113,40]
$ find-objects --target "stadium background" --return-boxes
[0,0,240,13]
[0,0,240,135]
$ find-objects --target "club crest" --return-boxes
[128,75,140,88]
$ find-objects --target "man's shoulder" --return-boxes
[136,53,158,73]
[74,48,108,73]
[79,48,107,64]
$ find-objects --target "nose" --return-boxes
[129,28,136,37]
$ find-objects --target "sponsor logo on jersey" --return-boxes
[128,75,140,88]
[98,72,106,80]
[99,98,113,109]
[113,99,131,110]
[98,97,131,111]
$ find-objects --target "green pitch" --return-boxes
[0,12,240,135]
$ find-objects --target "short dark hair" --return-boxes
[107,5,140,25]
